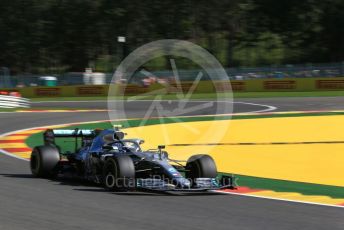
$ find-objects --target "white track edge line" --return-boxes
[214,190,344,209]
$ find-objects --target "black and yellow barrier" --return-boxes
[2,77,344,98]
[4,85,110,98]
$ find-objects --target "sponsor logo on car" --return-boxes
[168,168,177,173]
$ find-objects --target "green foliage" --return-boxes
[0,0,342,72]
[233,32,285,66]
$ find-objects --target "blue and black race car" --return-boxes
[30,126,234,193]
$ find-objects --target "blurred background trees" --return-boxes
[0,0,343,73]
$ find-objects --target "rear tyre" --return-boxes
[103,155,135,191]
[30,145,60,178]
[185,154,217,180]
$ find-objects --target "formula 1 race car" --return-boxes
[30,126,234,193]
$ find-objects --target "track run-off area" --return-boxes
[0,98,344,230]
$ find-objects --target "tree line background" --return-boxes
[0,0,343,74]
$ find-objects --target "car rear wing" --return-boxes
[51,129,95,137]
[43,129,97,146]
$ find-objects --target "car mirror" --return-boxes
[162,151,169,159]
[113,131,125,140]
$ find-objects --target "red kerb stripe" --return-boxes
[2,147,32,152]
[221,186,264,194]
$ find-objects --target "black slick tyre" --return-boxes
[30,145,60,178]
[103,155,135,191]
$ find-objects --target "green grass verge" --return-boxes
[30,97,109,101]
[220,173,344,199]
[24,112,344,198]
[0,107,99,112]
[0,108,19,112]
[28,90,344,101]
[234,91,344,98]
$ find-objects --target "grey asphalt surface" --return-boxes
[31,96,344,112]
[1,98,344,230]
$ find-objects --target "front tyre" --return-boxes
[185,154,217,179]
[30,145,60,178]
[103,155,135,191]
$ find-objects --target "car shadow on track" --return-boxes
[0,173,34,178]
[74,188,225,196]
[0,173,226,196]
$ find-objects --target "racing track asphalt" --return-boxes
[31,96,344,112]
[1,98,344,230]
